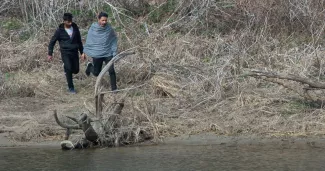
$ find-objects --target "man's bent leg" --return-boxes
[92,57,105,76]
[105,57,117,91]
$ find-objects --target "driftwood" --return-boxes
[247,69,325,103]
[54,102,125,150]
[54,50,135,150]
[54,110,98,149]
[248,69,325,89]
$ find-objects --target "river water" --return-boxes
[1,142,325,171]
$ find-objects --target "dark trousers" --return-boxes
[61,53,79,89]
[89,57,117,91]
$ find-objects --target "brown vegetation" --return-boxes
[2,0,325,146]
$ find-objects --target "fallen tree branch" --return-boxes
[94,50,135,118]
[264,78,315,101]
[94,50,136,96]
[246,69,325,103]
[53,110,80,129]
[66,116,78,123]
[54,110,99,143]
[0,125,18,133]
[248,69,325,89]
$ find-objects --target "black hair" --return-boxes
[63,13,73,21]
[98,12,108,19]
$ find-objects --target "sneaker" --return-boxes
[62,63,66,73]
[85,62,92,76]
[112,89,118,94]
[68,88,76,94]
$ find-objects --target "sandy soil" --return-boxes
[0,96,87,148]
[162,133,325,149]
[2,96,325,149]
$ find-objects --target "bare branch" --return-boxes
[65,128,71,140]
[94,50,135,118]
[53,110,80,129]
[248,69,325,89]
[94,50,136,96]
[264,78,314,101]
[0,125,18,133]
[66,116,78,123]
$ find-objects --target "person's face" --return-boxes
[98,16,108,27]
[64,20,72,28]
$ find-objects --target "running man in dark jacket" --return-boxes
[48,13,85,93]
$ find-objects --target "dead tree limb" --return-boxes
[94,51,136,95]
[54,110,99,143]
[247,69,325,103]
[0,126,18,133]
[53,110,80,129]
[66,116,78,123]
[264,78,315,101]
[248,69,325,89]
[78,113,99,142]
[94,50,135,118]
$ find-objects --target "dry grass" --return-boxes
[2,0,325,144]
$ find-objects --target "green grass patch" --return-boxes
[148,0,177,23]
[1,18,23,30]
[280,100,318,116]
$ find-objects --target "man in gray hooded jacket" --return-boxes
[83,12,117,91]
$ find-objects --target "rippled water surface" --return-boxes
[1,143,325,171]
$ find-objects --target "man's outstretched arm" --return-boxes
[48,29,59,57]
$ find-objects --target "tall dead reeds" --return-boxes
[2,0,325,143]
